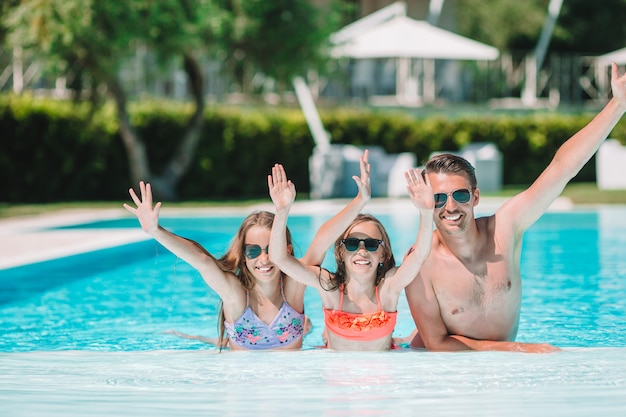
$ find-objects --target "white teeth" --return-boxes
[257,266,272,272]
[444,214,461,221]
[354,260,370,265]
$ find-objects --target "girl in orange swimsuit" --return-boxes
[269,164,434,351]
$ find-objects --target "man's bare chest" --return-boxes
[424,253,515,315]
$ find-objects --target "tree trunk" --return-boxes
[153,53,206,200]
[110,54,206,201]
[108,78,152,188]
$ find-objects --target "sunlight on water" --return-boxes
[2,349,626,417]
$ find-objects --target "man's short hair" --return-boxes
[424,154,477,189]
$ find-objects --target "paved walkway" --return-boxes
[0,197,573,270]
[0,208,146,270]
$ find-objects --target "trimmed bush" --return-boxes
[1,94,624,202]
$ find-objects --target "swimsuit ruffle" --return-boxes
[325,310,392,332]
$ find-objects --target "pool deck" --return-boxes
[0,197,574,270]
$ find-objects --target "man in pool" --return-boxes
[405,62,626,352]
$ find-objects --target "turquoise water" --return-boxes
[1,208,626,351]
[1,206,626,417]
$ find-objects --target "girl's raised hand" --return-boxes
[123,181,161,234]
[351,149,371,203]
[268,163,296,211]
[405,168,434,211]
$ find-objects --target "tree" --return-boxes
[455,0,555,51]
[550,0,626,54]
[0,1,20,43]
[455,0,626,54]
[3,0,340,199]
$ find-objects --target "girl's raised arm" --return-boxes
[301,149,372,266]
[268,165,328,290]
[123,181,240,300]
[389,168,434,290]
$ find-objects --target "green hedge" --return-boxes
[321,109,622,186]
[0,95,127,202]
[1,94,625,202]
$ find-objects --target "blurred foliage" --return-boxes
[2,1,626,203]
[0,94,128,202]
[456,0,626,54]
[4,0,215,83]
[0,0,346,199]
[456,0,549,50]
[551,0,626,54]
[217,0,345,86]
[3,94,626,202]
[0,0,344,91]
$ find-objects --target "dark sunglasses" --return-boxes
[434,189,472,209]
[243,244,269,259]
[340,238,384,252]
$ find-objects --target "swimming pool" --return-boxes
[1,202,626,416]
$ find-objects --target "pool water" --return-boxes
[2,207,626,351]
[3,348,625,417]
[1,204,626,416]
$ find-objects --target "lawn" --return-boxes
[1,183,625,219]
[492,182,626,205]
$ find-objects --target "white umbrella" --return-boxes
[331,15,499,61]
[331,15,499,105]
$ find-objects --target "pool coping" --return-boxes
[0,196,574,270]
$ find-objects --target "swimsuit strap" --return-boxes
[279,275,286,302]
[338,283,345,311]
[245,289,250,307]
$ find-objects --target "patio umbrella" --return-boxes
[331,15,499,104]
[331,15,499,61]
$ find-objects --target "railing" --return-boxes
[0,47,615,107]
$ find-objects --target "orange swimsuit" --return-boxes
[323,285,397,341]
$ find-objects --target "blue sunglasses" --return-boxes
[243,244,269,259]
[433,189,471,208]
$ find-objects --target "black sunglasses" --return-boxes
[434,189,472,209]
[243,244,269,259]
[340,238,384,252]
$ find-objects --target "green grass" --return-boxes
[559,183,626,204]
[1,183,625,219]
[484,182,626,205]
[0,199,268,219]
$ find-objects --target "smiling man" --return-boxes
[405,62,626,352]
